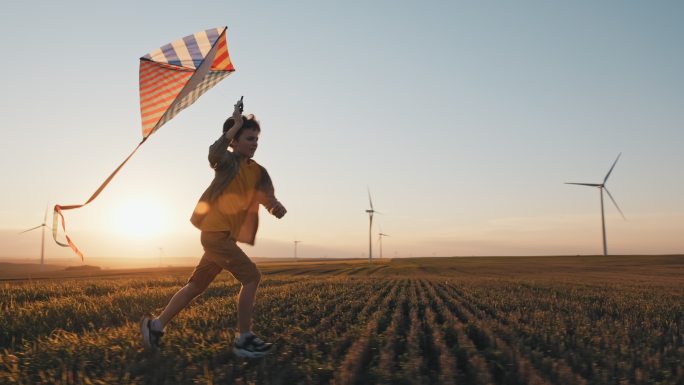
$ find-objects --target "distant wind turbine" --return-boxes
[19,205,50,269]
[294,240,301,260]
[365,188,380,263]
[566,153,626,256]
[378,230,390,259]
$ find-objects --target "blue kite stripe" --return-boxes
[160,43,181,67]
[182,34,204,68]
[205,28,220,46]
[140,27,225,67]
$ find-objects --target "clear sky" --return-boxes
[1,1,682,265]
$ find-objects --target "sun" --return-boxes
[111,198,167,239]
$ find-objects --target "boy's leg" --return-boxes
[156,281,205,327]
[234,274,273,358]
[200,231,272,356]
[200,231,262,333]
[142,253,220,348]
[152,253,221,328]
[237,273,261,333]
[155,253,221,327]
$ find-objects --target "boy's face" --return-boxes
[232,128,259,158]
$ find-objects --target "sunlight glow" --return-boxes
[111,199,167,239]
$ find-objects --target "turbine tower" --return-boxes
[566,153,626,256]
[158,247,164,268]
[294,240,301,260]
[19,205,50,270]
[378,231,390,259]
[365,188,380,263]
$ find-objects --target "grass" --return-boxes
[1,255,683,384]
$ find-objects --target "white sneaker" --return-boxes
[140,316,164,348]
[233,334,273,358]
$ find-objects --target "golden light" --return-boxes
[111,198,167,239]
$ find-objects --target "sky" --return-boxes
[1,1,682,265]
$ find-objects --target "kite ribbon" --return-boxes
[52,27,234,260]
[52,137,147,260]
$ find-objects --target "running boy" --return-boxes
[141,97,286,358]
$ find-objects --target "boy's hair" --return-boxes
[223,114,261,142]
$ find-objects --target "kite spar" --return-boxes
[53,27,235,259]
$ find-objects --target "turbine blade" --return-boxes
[19,225,42,234]
[603,153,622,184]
[43,204,48,223]
[604,187,626,220]
[367,187,374,211]
[565,182,602,187]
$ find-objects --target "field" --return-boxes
[1,256,683,384]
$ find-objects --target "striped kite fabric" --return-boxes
[140,27,235,138]
[53,27,236,260]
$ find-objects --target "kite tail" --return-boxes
[52,205,84,260]
[52,137,148,260]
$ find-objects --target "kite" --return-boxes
[53,27,235,259]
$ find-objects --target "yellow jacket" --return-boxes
[190,134,280,245]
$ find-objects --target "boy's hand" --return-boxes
[225,98,244,139]
[270,202,287,219]
[233,97,244,119]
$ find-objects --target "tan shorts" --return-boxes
[188,231,261,290]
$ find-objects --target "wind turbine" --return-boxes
[294,240,301,260]
[378,230,390,259]
[566,153,626,256]
[365,188,380,263]
[19,205,50,269]
[158,247,164,268]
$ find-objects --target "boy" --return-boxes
[141,97,286,358]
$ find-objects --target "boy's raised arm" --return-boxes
[208,98,244,168]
